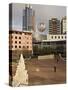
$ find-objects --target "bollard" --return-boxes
[54,66,56,72]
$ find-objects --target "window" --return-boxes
[23,46,25,48]
[16,32,18,34]
[15,41,17,43]
[27,46,29,48]
[19,41,21,44]
[55,36,57,38]
[27,42,29,44]
[15,36,17,39]
[62,36,63,39]
[19,46,21,48]
[15,45,17,48]
[25,33,27,35]
[51,36,53,39]
[19,37,21,39]
[58,36,60,39]
[20,32,22,34]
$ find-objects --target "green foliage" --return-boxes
[33,45,55,55]
[33,44,66,57]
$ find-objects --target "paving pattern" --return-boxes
[9,58,66,86]
[25,58,66,85]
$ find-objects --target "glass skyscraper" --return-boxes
[23,4,35,31]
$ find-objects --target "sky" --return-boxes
[10,3,66,34]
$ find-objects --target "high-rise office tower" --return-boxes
[49,18,61,34]
[61,16,66,34]
[23,4,35,31]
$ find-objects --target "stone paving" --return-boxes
[9,58,66,86]
[25,58,66,85]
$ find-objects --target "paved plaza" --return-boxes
[10,58,66,86]
[25,58,66,85]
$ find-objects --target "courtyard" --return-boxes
[10,57,66,86]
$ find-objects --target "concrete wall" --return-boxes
[38,54,54,60]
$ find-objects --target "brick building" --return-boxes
[9,30,32,60]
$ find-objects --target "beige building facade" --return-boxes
[9,30,32,51]
[42,34,66,42]
[61,16,66,34]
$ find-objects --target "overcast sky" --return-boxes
[11,3,66,34]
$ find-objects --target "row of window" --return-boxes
[11,45,32,49]
[11,36,31,39]
[9,31,22,35]
[9,31,32,35]
[15,41,21,44]
[10,41,32,44]
[11,36,21,39]
[51,36,66,39]
[9,41,21,44]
